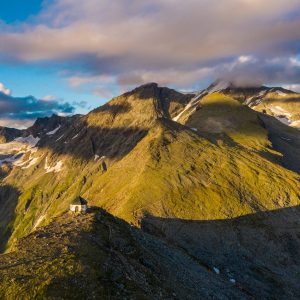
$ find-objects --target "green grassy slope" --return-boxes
[84,93,300,224]
[86,118,300,223]
[1,87,300,251]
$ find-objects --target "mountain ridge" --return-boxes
[0,207,249,299]
[0,81,300,298]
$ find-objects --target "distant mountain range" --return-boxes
[0,82,300,299]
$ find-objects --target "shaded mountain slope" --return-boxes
[0,127,23,143]
[142,205,300,299]
[0,208,246,300]
[258,113,300,173]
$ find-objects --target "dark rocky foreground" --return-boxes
[1,206,300,299]
[0,208,246,299]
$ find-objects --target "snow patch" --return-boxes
[15,135,40,147]
[269,106,293,126]
[276,90,287,97]
[213,267,220,274]
[259,90,266,97]
[0,135,40,167]
[290,120,300,127]
[254,104,300,128]
[95,155,106,161]
[229,278,236,284]
[0,153,22,166]
[191,128,198,131]
[271,106,292,117]
[275,116,290,125]
[56,134,64,141]
[72,133,79,139]
[33,214,46,230]
[173,81,231,123]
[173,91,205,122]
[44,157,63,173]
[21,157,40,169]
[280,136,291,142]
[46,125,61,135]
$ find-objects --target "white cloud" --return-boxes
[117,67,214,89]
[282,84,300,92]
[0,118,34,129]
[0,1,299,90]
[1,1,300,65]
[67,75,114,88]
[0,83,11,96]
[290,57,300,67]
[237,56,254,64]
[93,87,114,98]
[41,95,58,101]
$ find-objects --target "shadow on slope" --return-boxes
[182,95,300,174]
[259,113,300,173]
[0,207,245,299]
[92,103,132,116]
[141,205,300,299]
[38,122,149,161]
[35,83,193,161]
[0,184,20,253]
[259,96,300,104]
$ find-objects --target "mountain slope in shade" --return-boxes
[142,205,300,299]
[0,126,23,143]
[0,82,300,298]
[0,208,246,299]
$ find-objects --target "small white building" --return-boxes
[70,197,88,213]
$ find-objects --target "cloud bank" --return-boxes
[1,0,300,91]
[0,84,75,128]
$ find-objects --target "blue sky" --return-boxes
[0,1,115,128]
[0,0,42,23]
[0,0,300,128]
